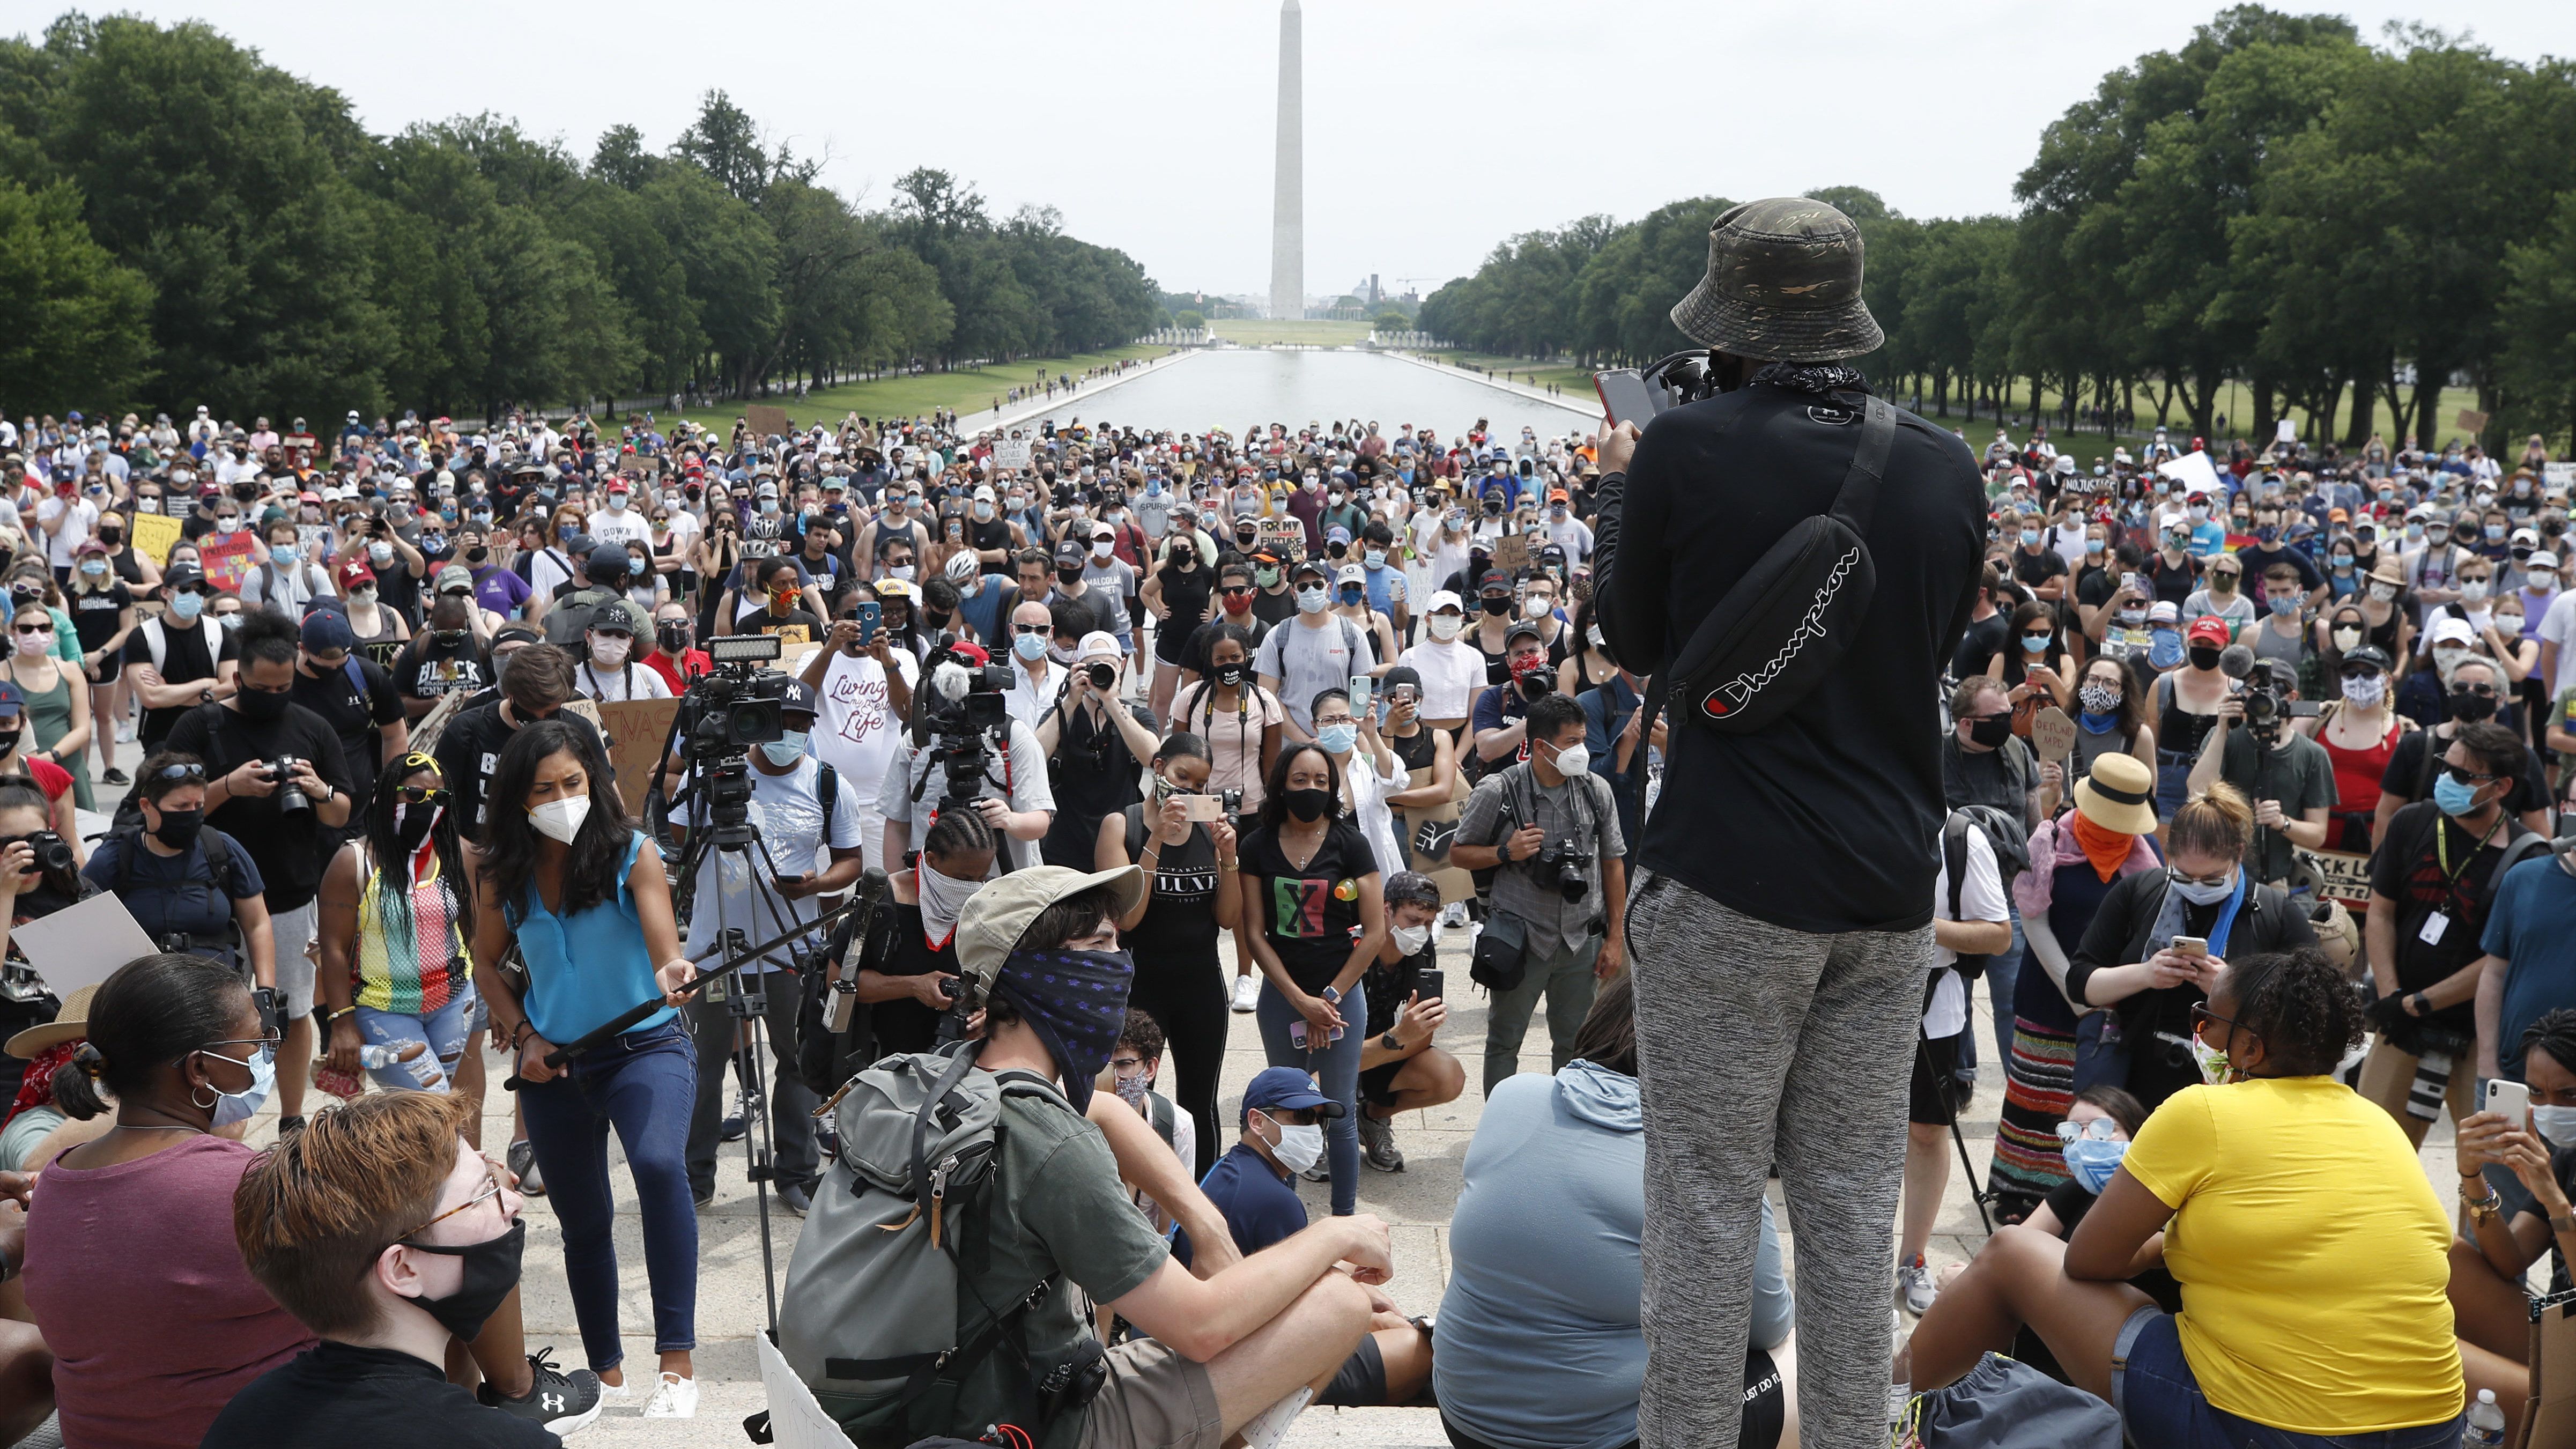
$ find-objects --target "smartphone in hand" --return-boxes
[2488,1078,2533,1123]
[2171,936,2208,959]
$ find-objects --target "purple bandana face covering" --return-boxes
[994,947,1133,1111]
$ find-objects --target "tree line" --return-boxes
[0,13,1164,423]
[1416,5,2576,452]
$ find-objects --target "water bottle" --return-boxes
[357,1042,442,1088]
[2464,1387,2506,1448]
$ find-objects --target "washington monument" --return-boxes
[1270,0,1302,321]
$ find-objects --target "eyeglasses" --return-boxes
[2055,1117,2120,1144]
[1109,1056,1146,1074]
[203,1027,282,1063]
[2188,1003,2241,1034]
[2441,762,2500,787]
[395,1154,508,1241]
[2167,866,2233,889]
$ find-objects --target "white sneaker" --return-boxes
[1231,974,1260,1013]
[640,1373,697,1420]
[597,1377,632,1403]
[115,719,134,744]
[1897,1255,1937,1316]
[1237,1386,1312,1449]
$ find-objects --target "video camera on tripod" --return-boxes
[670,633,796,847]
[915,644,1014,811]
[2216,644,2318,743]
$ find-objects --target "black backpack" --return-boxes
[543,585,616,645]
[1941,807,2027,981]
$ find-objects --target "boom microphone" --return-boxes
[2217,643,2256,679]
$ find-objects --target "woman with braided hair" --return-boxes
[1906,949,2467,1448]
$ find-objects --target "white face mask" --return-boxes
[529,795,590,844]
[1551,742,1592,777]
[1426,613,1463,641]
[1258,1111,1326,1174]
[1389,923,1431,956]
[916,857,982,945]
[1091,541,1113,559]
[587,633,631,668]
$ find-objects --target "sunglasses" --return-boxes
[10,623,49,635]
[2337,664,2382,679]
[1218,586,1254,597]
[394,785,453,805]
[1011,623,1050,635]
[2441,762,2499,787]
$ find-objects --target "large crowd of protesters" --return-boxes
[0,394,2555,1449]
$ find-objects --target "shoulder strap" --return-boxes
[817,762,838,822]
[1825,396,1897,537]
[1149,1092,1175,1148]
[143,617,166,672]
[2490,830,2553,905]
[1943,813,1970,923]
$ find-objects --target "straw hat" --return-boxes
[2072,753,2158,837]
[6,981,98,1059]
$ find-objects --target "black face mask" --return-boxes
[399,1218,526,1342]
[153,806,204,849]
[1213,663,1246,688]
[657,622,691,654]
[1281,787,1333,823]
[1056,566,1083,586]
[2449,689,2498,722]
[1967,714,2015,749]
[238,687,291,723]
[1479,596,1512,616]
[0,729,19,760]
[395,800,442,855]
[2187,645,2223,672]
[465,546,489,565]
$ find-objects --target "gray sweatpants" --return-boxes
[1627,870,1930,1449]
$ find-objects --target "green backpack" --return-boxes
[777,1043,1074,1448]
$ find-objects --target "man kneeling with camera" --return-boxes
[1450,692,1627,1097]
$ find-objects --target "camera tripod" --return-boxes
[666,758,832,1333]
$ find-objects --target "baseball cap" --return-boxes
[0,681,24,721]
[2185,616,2231,647]
[434,564,473,594]
[1076,631,1121,662]
[952,864,1148,992]
[1242,1066,1344,1121]
[973,485,996,502]
[1324,526,1353,547]
[300,611,357,652]
[1476,568,1512,593]
[2426,616,2478,647]
[1505,618,1543,645]
[1335,563,1365,587]
[1425,589,1464,614]
[2531,551,2560,571]
[875,579,916,603]
[1053,540,1086,567]
[590,600,644,635]
[778,678,819,717]
[2145,600,2180,625]
[335,558,373,589]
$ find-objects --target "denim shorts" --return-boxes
[2111,1306,2461,1449]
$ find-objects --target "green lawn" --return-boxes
[1209,319,1372,348]
[670,343,1172,434]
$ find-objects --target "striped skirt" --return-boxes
[1990,958,2081,1217]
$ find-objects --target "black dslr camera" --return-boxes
[919,648,1014,809]
[266,758,310,814]
[1530,836,1592,903]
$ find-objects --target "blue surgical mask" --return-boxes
[2063,1137,2128,1194]
[1317,722,1358,753]
[1012,632,1048,662]
[169,592,205,623]
[2147,628,2182,669]
[2170,871,2237,906]
[1364,549,1386,568]
[2433,771,2482,816]
[759,732,809,767]
[2021,633,2052,654]
[2019,528,2039,546]
[200,1047,276,1129]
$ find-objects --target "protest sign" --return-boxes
[198,531,261,592]
[598,698,683,812]
[746,405,791,440]
[994,438,1033,470]
[128,511,183,565]
[1491,533,1530,573]
[2031,707,2076,763]
[1257,518,1305,563]
[2456,408,2491,435]
[2153,449,2224,499]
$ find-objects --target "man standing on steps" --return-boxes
[1595,197,1987,1449]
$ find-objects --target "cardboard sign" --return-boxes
[1257,518,1305,564]
[1490,533,1530,573]
[2547,462,2576,490]
[2293,846,2374,910]
[759,1328,851,1449]
[197,531,261,593]
[598,697,684,813]
[2456,408,2491,435]
[2521,1287,2576,1449]
[994,438,1033,471]
[2031,706,2076,763]
[624,453,665,475]
[745,405,791,440]
[2274,418,2298,445]
[2153,449,2224,499]
[12,891,158,998]
[1396,762,1474,905]
[127,511,183,565]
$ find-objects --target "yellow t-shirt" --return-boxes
[2120,1075,2461,1433]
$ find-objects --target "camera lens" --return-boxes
[1086,663,1115,690]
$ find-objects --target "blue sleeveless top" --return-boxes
[508,830,673,1043]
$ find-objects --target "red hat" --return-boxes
[337,558,375,588]
[2185,616,2231,647]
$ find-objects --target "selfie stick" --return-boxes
[500,892,864,1092]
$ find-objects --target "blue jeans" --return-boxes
[1254,979,1367,1216]
[2112,1307,2460,1449]
[1953,912,2023,1082]
[519,1020,700,1370]
[354,987,477,1093]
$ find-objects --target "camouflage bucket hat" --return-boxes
[1669,197,1883,363]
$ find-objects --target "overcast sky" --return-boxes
[47,1,2571,302]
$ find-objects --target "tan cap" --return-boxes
[953,864,1146,991]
